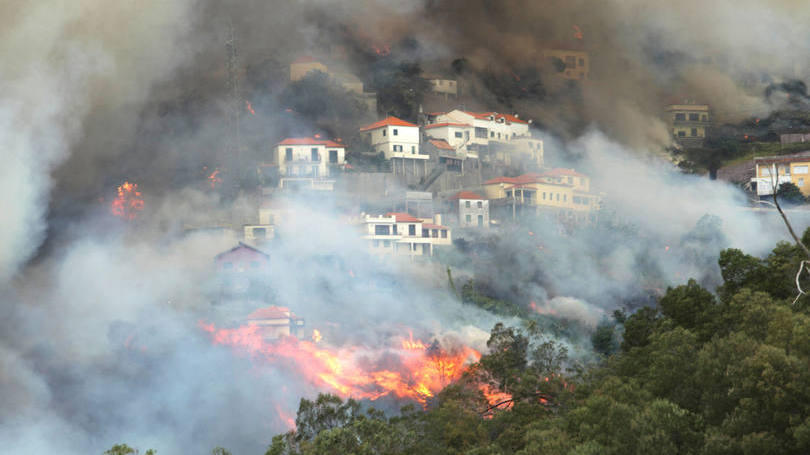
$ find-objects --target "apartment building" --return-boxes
[273,137,346,190]
[360,212,451,257]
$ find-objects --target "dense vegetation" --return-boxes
[259,229,810,455]
[108,229,810,454]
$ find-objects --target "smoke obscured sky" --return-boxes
[2,0,810,453]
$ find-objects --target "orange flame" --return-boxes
[110,181,144,220]
[573,25,583,40]
[208,168,222,189]
[245,100,256,115]
[200,322,481,405]
[312,329,323,343]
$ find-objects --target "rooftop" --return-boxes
[424,122,472,129]
[428,139,454,150]
[422,223,448,230]
[450,190,485,200]
[359,116,418,131]
[247,306,293,320]
[754,151,810,165]
[385,212,423,223]
[277,137,345,147]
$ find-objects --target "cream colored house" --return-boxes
[273,137,346,190]
[360,212,451,258]
[751,151,810,197]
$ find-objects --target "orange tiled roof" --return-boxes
[247,306,292,320]
[463,111,529,124]
[277,137,346,147]
[450,191,485,200]
[385,212,422,223]
[422,223,448,230]
[428,139,454,150]
[359,116,418,131]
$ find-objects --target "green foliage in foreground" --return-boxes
[264,232,810,455]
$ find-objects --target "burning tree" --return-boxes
[110,181,144,220]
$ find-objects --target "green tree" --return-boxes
[777,181,806,205]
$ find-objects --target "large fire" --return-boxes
[110,181,144,220]
[200,322,482,405]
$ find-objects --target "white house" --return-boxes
[427,110,531,146]
[450,191,490,228]
[422,122,476,159]
[360,116,427,176]
[273,137,346,190]
[360,212,451,258]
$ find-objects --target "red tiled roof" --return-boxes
[422,223,448,230]
[544,168,586,178]
[424,122,472,129]
[450,191,485,200]
[214,242,269,260]
[359,116,418,131]
[463,111,529,124]
[385,212,422,223]
[247,306,292,320]
[428,139,454,150]
[277,137,346,147]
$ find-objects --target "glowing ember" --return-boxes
[110,181,144,220]
[530,301,559,316]
[245,100,256,115]
[480,383,513,416]
[573,25,584,40]
[208,168,222,189]
[312,329,322,343]
[200,322,481,405]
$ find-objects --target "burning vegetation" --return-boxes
[110,181,144,220]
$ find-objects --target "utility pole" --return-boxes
[224,19,242,182]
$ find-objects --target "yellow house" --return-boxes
[542,49,589,80]
[751,152,810,197]
[290,56,328,81]
[665,100,710,146]
[483,169,600,223]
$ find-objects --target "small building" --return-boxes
[290,56,328,81]
[450,191,490,228]
[542,48,590,80]
[665,99,711,148]
[750,151,810,197]
[272,137,346,190]
[214,242,271,297]
[425,110,532,163]
[243,224,275,244]
[424,75,458,99]
[246,305,305,340]
[360,116,428,177]
[360,212,451,258]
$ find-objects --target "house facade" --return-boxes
[246,306,305,340]
[750,152,810,197]
[665,101,711,147]
[273,137,346,190]
[360,116,428,176]
[360,212,451,257]
[450,191,490,228]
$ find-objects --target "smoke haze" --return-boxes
[3,0,810,453]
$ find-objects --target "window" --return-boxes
[800,178,805,188]
[475,127,488,138]
[311,148,319,161]
[477,201,483,208]
[285,148,293,161]
[329,150,338,163]
[432,229,438,238]
[392,224,398,235]
[490,131,494,138]
[689,128,697,137]
[497,132,501,139]
[573,196,581,204]
[411,146,415,154]
[465,131,470,140]
[375,225,390,235]
[455,132,463,138]
[761,167,771,176]
[563,195,567,202]
[441,230,447,238]
[422,228,429,237]
[578,58,584,66]
[780,164,790,175]
[409,224,416,236]
[393,129,398,136]
[677,131,686,137]
[466,214,471,223]
[795,165,809,174]
[689,113,700,121]
[253,227,266,238]
[465,201,471,208]
[478,215,483,227]
[675,113,686,121]
[702,115,708,121]
[542,192,546,200]
[382,129,386,136]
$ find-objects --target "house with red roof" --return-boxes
[272,137,346,190]
[246,305,305,339]
[424,109,541,167]
[359,116,427,176]
[482,169,599,224]
[449,191,490,228]
[214,242,272,298]
[360,212,451,257]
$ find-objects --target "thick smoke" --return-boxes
[3,1,810,454]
